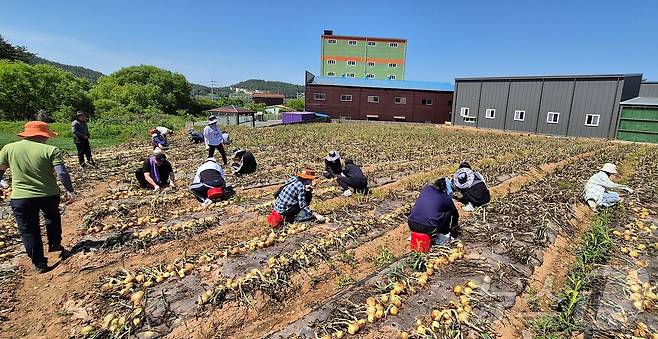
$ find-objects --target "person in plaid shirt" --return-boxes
[268,168,325,227]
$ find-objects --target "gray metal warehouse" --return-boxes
[451,73,643,138]
[640,81,658,97]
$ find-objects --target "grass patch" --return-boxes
[335,274,355,290]
[372,246,396,268]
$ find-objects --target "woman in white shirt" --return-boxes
[203,115,227,165]
[583,163,633,211]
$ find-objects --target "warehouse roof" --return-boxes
[305,72,453,92]
[455,73,643,81]
[620,97,658,107]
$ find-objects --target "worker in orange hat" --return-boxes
[0,121,76,273]
[268,168,325,227]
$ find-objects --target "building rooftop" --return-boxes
[208,105,255,114]
[620,97,658,107]
[305,72,453,92]
[252,92,285,99]
[455,73,643,81]
[321,34,406,43]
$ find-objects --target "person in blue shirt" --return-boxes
[408,178,460,245]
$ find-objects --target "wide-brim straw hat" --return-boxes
[326,150,340,162]
[297,168,318,180]
[600,163,618,174]
[17,121,57,138]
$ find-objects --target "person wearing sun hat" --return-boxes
[268,168,325,227]
[189,157,234,207]
[452,161,490,211]
[71,111,96,168]
[134,153,176,191]
[0,121,76,273]
[203,115,227,165]
[323,150,343,179]
[583,162,633,211]
[231,148,257,176]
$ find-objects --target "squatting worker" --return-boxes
[452,162,491,211]
[187,128,204,144]
[135,153,176,191]
[408,177,459,246]
[337,159,368,196]
[323,150,342,179]
[150,128,169,151]
[203,115,227,165]
[71,111,96,168]
[0,121,76,273]
[268,168,325,227]
[583,163,633,211]
[190,157,234,207]
[155,126,173,139]
[231,149,257,176]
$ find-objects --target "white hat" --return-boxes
[326,150,340,162]
[153,147,162,155]
[207,115,218,125]
[600,163,617,174]
[453,168,475,189]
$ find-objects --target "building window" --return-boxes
[367,95,379,103]
[346,73,355,78]
[460,107,470,117]
[395,97,407,104]
[514,110,525,121]
[348,40,357,45]
[485,109,495,119]
[421,99,433,106]
[327,39,337,44]
[327,72,335,77]
[340,94,353,102]
[367,41,376,46]
[388,63,397,68]
[347,60,356,66]
[389,42,399,48]
[367,61,375,67]
[327,59,336,65]
[463,117,476,123]
[388,75,396,80]
[585,114,600,127]
[314,93,326,101]
[366,74,375,79]
[547,112,560,124]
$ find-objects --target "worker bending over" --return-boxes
[583,163,633,211]
[135,153,176,190]
[452,162,490,211]
[231,149,257,176]
[268,168,324,227]
[187,128,204,144]
[190,157,234,207]
[337,159,368,196]
[203,115,227,165]
[323,150,343,179]
[150,129,169,151]
[0,122,76,273]
[408,178,459,246]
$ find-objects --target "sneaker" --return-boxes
[33,262,49,274]
[587,200,598,211]
[201,199,213,208]
[463,203,475,212]
[342,189,353,197]
[432,233,453,246]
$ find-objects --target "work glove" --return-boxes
[66,191,76,204]
[153,185,161,191]
[0,179,8,189]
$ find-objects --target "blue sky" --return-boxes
[1,0,657,86]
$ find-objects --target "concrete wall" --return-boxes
[640,82,658,97]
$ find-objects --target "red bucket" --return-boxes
[207,187,224,200]
[267,210,284,228]
[410,232,431,253]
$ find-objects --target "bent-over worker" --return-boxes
[155,126,172,139]
[203,115,227,165]
[135,153,175,190]
[452,162,490,211]
[0,121,76,273]
[583,163,633,211]
[337,159,368,196]
[150,129,169,150]
[187,128,204,144]
[190,157,233,207]
[268,168,324,227]
[323,150,343,179]
[408,178,459,246]
[71,111,96,168]
[231,149,257,175]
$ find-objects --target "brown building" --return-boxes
[252,92,285,106]
[304,71,454,123]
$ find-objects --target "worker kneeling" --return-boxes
[190,157,234,207]
[408,178,460,252]
[337,159,369,196]
[583,163,633,211]
[268,168,324,227]
[135,153,175,190]
[231,149,257,176]
[452,162,490,211]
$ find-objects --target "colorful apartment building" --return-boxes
[320,30,406,80]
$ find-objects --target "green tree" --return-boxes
[286,98,305,111]
[0,35,34,63]
[0,60,92,121]
[246,102,266,112]
[90,65,192,119]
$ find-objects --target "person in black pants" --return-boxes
[231,149,257,175]
[134,153,176,190]
[336,159,368,196]
[71,112,95,168]
[323,150,343,179]
[452,162,491,211]
[408,178,459,245]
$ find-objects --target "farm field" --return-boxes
[0,122,656,339]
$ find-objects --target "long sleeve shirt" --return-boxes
[583,171,630,204]
[71,120,90,144]
[408,185,459,234]
[274,177,311,215]
[190,160,225,189]
[203,125,223,146]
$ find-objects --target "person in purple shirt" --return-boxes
[408,178,460,245]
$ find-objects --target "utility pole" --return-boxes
[210,79,218,100]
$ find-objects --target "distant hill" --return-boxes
[192,79,304,98]
[30,56,104,82]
